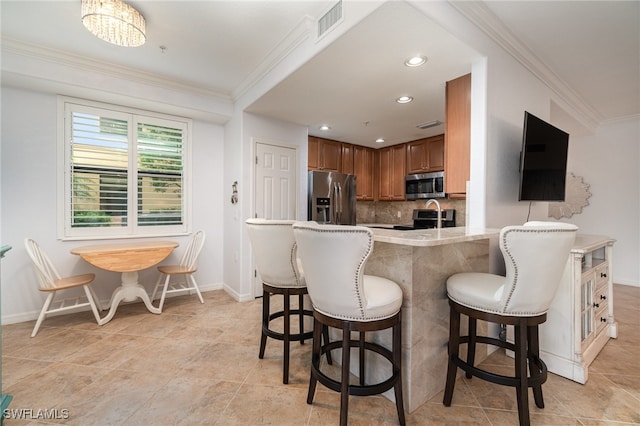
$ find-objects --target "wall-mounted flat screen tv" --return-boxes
[518,111,569,201]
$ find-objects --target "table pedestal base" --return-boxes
[98,271,161,325]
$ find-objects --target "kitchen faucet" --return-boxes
[425,199,442,229]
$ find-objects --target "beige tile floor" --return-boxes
[2,284,639,425]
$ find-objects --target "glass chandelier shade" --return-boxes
[81,0,146,47]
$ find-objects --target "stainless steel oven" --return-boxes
[393,209,456,230]
[405,171,445,199]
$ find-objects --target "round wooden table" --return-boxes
[71,241,178,324]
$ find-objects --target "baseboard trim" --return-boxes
[2,282,228,325]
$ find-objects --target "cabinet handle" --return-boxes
[600,317,607,323]
[593,303,599,308]
[600,272,607,278]
[600,295,607,300]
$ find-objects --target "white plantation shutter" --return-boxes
[62,100,190,238]
[71,112,129,228]
[137,121,184,226]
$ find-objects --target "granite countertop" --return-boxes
[363,225,500,247]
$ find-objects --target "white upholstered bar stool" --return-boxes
[246,218,325,384]
[443,221,577,426]
[293,221,405,426]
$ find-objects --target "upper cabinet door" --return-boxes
[319,138,342,171]
[354,145,375,201]
[406,135,444,174]
[341,143,354,174]
[378,144,406,201]
[445,73,471,196]
[308,137,342,172]
[406,140,427,174]
[308,136,320,170]
[426,135,444,172]
[390,144,406,199]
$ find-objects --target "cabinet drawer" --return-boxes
[594,285,609,308]
[595,304,608,335]
[595,262,609,287]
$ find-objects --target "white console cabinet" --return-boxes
[540,234,617,383]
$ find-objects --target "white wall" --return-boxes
[563,117,639,285]
[1,86,226,323]
[224,113,307,301]
[222,112,309,302]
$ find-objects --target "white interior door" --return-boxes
[253,141,298,296]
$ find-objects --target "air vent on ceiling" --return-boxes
[416,120,443,129]
[318,0,343,38]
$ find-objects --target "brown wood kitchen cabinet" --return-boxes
[445,73,471,196]
[406,135,444,174]
[308,136,342,172]
[341,143,354,174]
[354,145,375,200]
[378,144,406,200]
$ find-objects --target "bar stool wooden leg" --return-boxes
[528,325,545,408]
[299,293,305,345]
[307,318,322,404]
[443,304,461,406]
[514,321,530,426]
[466,316,477,379]
[393,318,406,426]
[259,290,270,359]
[359,331,366,386]
[340,324,351,426]
[283,291,291,384]
[323,325,333,365]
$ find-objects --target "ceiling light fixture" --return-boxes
[416,120,442,129]
[375,138,385,143]
[81,0,146,47]
[396,96,413,104]
[404,55,427,67]
[319,124,331,131]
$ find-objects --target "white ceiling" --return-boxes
[1,1,638,148]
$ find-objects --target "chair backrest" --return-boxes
[245,218,303,288]
[499,221,578,315]
[180,230,205,269]
[292,221,373,319]
[24,238,61,290]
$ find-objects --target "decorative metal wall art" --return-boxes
[548,173,591,219]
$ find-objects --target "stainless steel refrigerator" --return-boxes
[308,170,356,225]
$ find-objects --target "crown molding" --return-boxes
[450,1,603,132]
[1,37,233,102]
[601,113,640,127]
[231,15,315,101]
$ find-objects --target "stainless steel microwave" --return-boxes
[405,171,445,199]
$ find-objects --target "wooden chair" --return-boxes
[24,238,104,337]
[151,230,205,311]
[443,221,577,426]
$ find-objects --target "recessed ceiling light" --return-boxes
[319,124,331,131]
[396,96,413,104]
[404,55,427,67]
[375,138,385,143]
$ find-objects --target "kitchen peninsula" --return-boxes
[362,225,500,412]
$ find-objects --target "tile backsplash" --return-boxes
[356,199,466,226]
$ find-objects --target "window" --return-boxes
[60,99,191,239]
